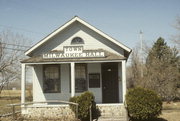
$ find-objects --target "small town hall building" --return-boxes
[21,16,131,120]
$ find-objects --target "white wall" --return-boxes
[33,62,123,103]
[33,65,45,102]
[33,64,71,102]
[33,63,103,103]
[87,63,102,103]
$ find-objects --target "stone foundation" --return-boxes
[21,104,128,121]
[22,105,76,120]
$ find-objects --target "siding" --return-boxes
[33,64,71,102]
[32,63,123,103]
[87,63,102,103]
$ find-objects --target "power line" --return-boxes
[0,24,44,35]
[0,42,30,51]
[3,47,27,51]
[1,42,30,48]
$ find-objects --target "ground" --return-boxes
[0,90,180,121]
[160,102,180,121]
[0,90,32,115]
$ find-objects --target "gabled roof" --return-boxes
[25,16,131,56]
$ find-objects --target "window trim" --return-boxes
[43,64,61,93]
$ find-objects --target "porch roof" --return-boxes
[21,50,126,64]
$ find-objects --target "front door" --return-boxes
[102,63,119,103]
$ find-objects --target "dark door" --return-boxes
[102,63,119,103]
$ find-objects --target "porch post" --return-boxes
[71,62,75,97]
[122,60,126,103]
[21,63,26,105]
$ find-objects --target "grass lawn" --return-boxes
[0,90,32,115]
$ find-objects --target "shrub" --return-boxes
[126,87,162,121]
[69,91,100,121]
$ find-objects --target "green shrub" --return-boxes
[126,87,162,121]
[69,91,100,121]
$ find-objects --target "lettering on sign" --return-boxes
[64,46,83,53]
[43,46,105,59]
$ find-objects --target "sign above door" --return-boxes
[42,46,105,59]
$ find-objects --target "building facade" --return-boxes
[21,16,131,120]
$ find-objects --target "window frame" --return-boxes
[43,64,61,93]
[75,63,87,93]
[71,37,84,44]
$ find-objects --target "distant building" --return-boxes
[12,87,16,90]
[21,16,131,120]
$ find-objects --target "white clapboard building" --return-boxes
[21,16,131,120]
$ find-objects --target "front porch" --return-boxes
[21,60,127,105]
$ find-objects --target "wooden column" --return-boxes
[21,63,26,105]
[122,60,126,103]
[71,62,75,97]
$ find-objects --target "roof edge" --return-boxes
[25,16,131,56]
[25,16,79,56]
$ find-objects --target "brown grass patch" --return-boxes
[159,102,180,121]
[0,90,32,115]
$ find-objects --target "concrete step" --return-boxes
[97,116,127,121]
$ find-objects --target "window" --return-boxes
[71,37,84,44]
[75,64,87,92]
[43,65,60,93]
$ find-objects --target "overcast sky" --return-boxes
[0,0,180,50]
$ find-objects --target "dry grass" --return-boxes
[159,102,180,121]
[162,101,180,110]
[0,90,32,115]
[0,89,32,97]
[0,90,21,115]
[0,90,21,97]
[160,110,180,121]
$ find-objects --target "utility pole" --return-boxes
[139,30,143,77]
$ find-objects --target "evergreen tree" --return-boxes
[147,37,172,64]
[144,37,180,101]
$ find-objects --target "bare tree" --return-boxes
[127,43,149,89]
[127,47,144,88]
[0,30,30,93]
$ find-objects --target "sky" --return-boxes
[0,0,180,50]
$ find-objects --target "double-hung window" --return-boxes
[75,64,87,92]
[43,65,60,93]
